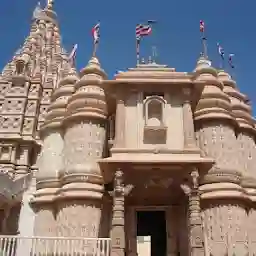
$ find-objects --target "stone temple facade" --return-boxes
[0,3,256,256]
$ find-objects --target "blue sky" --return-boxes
[0,0,255,109]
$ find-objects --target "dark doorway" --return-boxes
[137,210,166,256]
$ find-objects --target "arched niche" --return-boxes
[143,96,167,145]
[144,96,166,127]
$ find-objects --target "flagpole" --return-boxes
[136,39,140,66]
[220,56,224,70]
[200,20,208,58]
[93,42,98,57]
[92,22,100,58]
[148,20,157,63]
[202,32,207,58]
[228,54,235,79]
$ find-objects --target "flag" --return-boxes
[92,23,100,44]
[200,20,205,33]
[135,22,153,65]
[217,43,225,60]
[68,44,78,62]
[136,24,152,41]
[228,54,235,68]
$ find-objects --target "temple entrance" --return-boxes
[136,210,166,256]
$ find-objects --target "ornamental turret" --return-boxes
[56,56,108,239]
[194,56,233,122]
[196,58,248,255]
[33,60,78,238]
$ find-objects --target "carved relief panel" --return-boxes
[0,143,16,163]
[28,83,42,99]
[2,99,26,114]
[63,121,106,175]
[7,83,29,97]
[38,105,48,122]
[237,132,256,179]
[22,117,36,135]
[16,145,30,166]
[202,203,248,256]
[25,100,38,116]
[41,89,52,104]
[0,99,4,112]
[195,123,239,171]
[0,116,22,133]
[0,82,10,98]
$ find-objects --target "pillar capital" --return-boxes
[110,168,134,256]
[180,168,200,195]
[109,168,134,197]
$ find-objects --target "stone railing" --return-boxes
[0,235,111,256]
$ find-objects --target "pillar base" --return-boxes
[191,248,205,256]
[111,247,125,256]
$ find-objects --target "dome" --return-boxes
[194,57,233,122]
[65,57,108,121]
[218,70,254,130]
[41,66,78,133]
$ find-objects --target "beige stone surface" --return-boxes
[0,3,256,256]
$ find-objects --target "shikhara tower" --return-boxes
[0,2,255,256]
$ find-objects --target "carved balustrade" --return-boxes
[0,235,111,256]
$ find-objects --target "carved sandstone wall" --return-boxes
[56,201,101,237]
[202,202,247,255]
[194,59,249,256]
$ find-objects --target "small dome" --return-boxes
[218,71,254,130]
[194,55,212,72]
[80,57,107,80]
[41,66,78,133]
[194,59,233,122]
[65,57,108,121]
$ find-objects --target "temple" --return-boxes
[0,2,255,256]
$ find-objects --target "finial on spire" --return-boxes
[47,0,54,9]
[33,2,42,20]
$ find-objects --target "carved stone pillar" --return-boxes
[114,94,126,148]
[181,169,205,256]
[182,87,196,148]
[110,169,133,256]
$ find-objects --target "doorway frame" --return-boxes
[126,205,179,256]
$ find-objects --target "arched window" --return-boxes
[144,96,166,127]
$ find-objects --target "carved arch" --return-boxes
[144,96,166,127]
